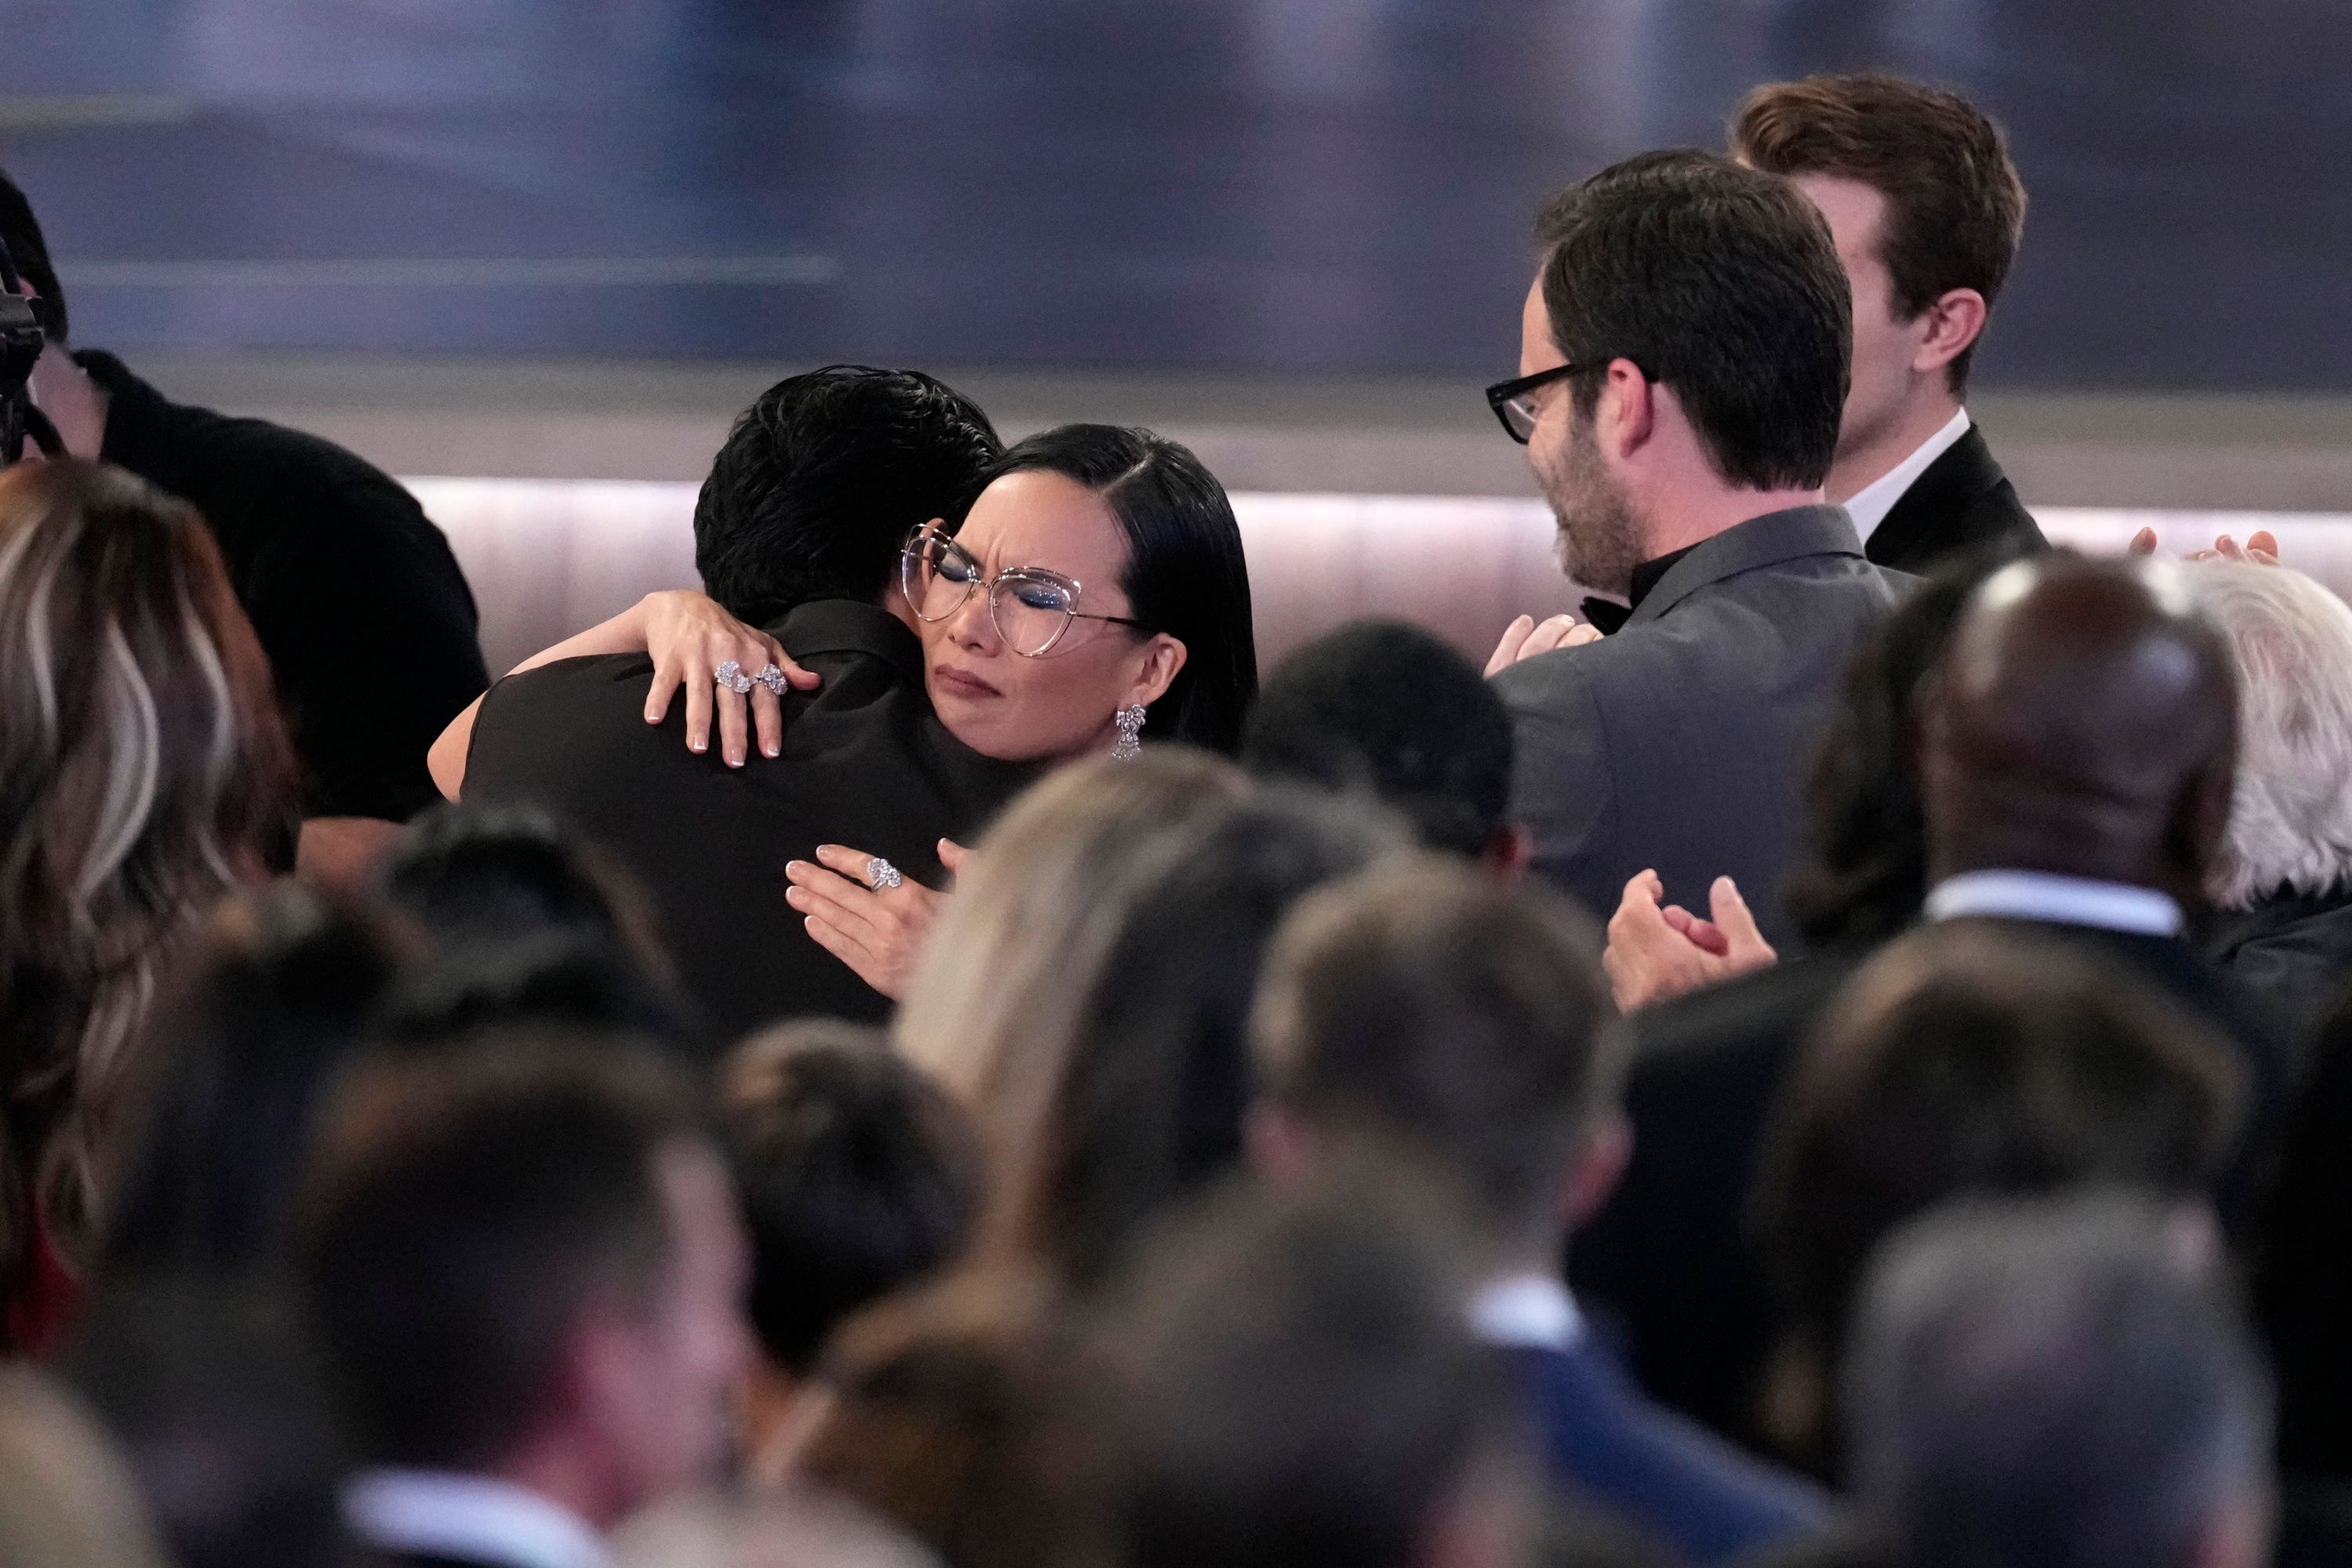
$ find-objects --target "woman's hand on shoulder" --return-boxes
[784,840,970,1002]
[639,590,819,767]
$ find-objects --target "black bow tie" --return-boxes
[1580,597,1631,636]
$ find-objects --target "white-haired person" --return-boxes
[2193,559,2352,1040]
[0,459,296,1356]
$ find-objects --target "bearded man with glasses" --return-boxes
[1483,151,1909,953]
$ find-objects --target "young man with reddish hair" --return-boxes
[1733,73,2045,574]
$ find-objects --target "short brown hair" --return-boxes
[1251,857,1616,1250]
[1733,73,2027,393]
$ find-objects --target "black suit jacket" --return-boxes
[1569,914,2290,1448]
[1863,424,2047,576]
[463,599,1037,1048]
[1491,506,1909,945]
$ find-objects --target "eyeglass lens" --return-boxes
[902,534,1080,657]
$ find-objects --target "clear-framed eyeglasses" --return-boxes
[898,527,1149,657]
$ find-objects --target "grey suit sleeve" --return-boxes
[1490,651,1617,910]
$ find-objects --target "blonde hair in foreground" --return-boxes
[0,1370,172,1568]
[2190,561,2352,908]
[0,459,293,1288]
[893,749,1248,1250]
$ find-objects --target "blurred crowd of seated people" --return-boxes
[9,67,2352,1568]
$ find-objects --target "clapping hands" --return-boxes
[1601,869,1778,1013]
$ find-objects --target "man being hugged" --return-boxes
[1487,151,1906,946]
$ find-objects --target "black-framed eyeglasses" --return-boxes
[899,527,1149,657]
[1483,361,1592,444]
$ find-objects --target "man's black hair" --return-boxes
[1242,621,1512,858]
[0,164,66,342]
[693,365,1001,625]
[1537,149,1849,492]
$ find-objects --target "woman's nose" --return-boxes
[946,586,997,651]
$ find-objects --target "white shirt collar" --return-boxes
[1468,1273,1584,1353]
[1925,869,2184,938]
[345,1469,608,1568]
[1841,408,1972,545]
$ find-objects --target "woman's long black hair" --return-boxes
[961,424,1257,753]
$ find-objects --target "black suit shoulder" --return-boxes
[1864,425,2047,576]
[1570,951,1870,1439]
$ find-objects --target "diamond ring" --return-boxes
[713,659,754,695]
[753,662,790,697]
[866,856,904,892]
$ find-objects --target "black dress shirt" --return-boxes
[82,350,489,822]
[1863,423,2047,575]
[462,599,1038,1049]
[1581,543,1698,635]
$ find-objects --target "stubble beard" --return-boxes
[1534,417,1642,597]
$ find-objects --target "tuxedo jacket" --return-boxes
[1506,1339,1828,1566]
[1569,916,2292,1450]
[1863,425,2047,576]
[463,599,1037,1049]
[1490,506,1910,946]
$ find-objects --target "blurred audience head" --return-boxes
[1847,1195,2270,1568]
[913,756,1408,1289]
[1250,857,1617,1267]
[1756,924,2241,1465]
[372,931,686,1053]
[1522,149,1848,593]
[928,424,1257,759]
[898,748,1249,1102]
[0,459,296,1322]
[1787,545,2019,949]
[796,1274,1094,1568]
[379,800,674,982]
[2184,561,2352,909]
[297,1040,753,1527]
[695,365,1002,626]
[0,1368,172,1568]
[100,885,411,1282]
[1082,1178,1528,1568]
[717,1021,983,1450]
[1733,72,2026,416]
[0,162,67,343]
[66,1279,350,1568]
[1921,554,2238,903]
[1243,620,1522,865]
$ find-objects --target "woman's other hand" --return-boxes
[784,839,971,1001]
[641,590,819,767]
[1486,613,1604,676]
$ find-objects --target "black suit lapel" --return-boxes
[1864,426,2044,574]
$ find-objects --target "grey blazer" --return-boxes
[1490,505,1909,948]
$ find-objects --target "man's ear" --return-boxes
[1597,359,1654,461]
[1560,1112,1632,1232]
[1911,287,1990,376]
[1482,822,1535,879]
[1243,1102,1319,1186]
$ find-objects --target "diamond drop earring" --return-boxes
[1111,703,1147,761]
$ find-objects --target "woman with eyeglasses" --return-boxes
[436,423,1257,1000]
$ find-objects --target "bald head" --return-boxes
[1922,556,2238,899]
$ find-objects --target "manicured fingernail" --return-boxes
[690,738,706,752]
[764,742,779,757]
[784,887,806,909]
